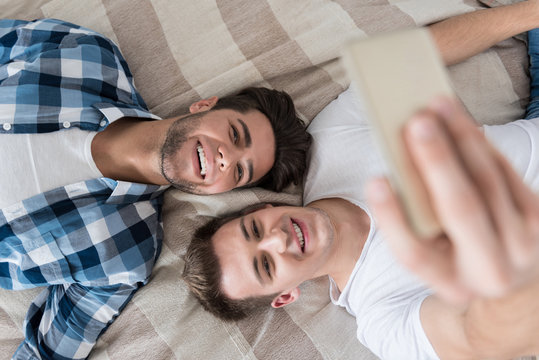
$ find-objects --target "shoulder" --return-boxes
[1,18,123,68]
[307,86,368,135]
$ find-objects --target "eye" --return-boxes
[262,255,271,278]
[237,164,244,182]
[231,125,239,144]
[252,219,260,238]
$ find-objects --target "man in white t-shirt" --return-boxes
[183,2,539,359]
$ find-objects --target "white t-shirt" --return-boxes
[0,128,102,208]
[304,87,539,360]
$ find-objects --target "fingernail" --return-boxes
[429,96,454,120]
[408,115,437,142]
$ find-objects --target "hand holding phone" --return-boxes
[348,29,539,301]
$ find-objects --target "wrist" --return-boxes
[522,0,539,30]
[463,280,539,358]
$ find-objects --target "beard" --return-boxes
[160,112,203,193]
[311,205,335,243]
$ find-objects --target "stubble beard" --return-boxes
[308,205,335,248]
[160,112,203,193]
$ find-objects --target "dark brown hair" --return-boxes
[182,204,280,321]
[212,87,312,192]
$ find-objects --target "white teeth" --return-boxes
[197,145,207,176]
[293,222,305,251]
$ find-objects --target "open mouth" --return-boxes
[292,220,305,252]
[196,142,207,178]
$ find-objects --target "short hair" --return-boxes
[182,204,280,321]
[212,87,312,192]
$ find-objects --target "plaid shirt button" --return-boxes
[3,123,11,131]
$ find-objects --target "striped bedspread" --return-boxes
[0,0,530,359]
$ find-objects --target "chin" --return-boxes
[175,184,205,194]
[163,173,199,194]
[194,186,228,195]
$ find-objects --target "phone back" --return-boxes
[342,28,454,238]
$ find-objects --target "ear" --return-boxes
[270,287,300,308]
[189,96,218,113]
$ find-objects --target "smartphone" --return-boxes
[342,28,454,238]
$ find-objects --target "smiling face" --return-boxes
[160,108,276,194]
[212,205,336,305]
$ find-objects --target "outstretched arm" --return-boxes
[428,0,539,65]
[367,97,539,358]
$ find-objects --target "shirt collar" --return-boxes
[93,102,161,129]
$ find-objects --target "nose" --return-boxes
[217,145,237,171]
[259,227,287,254]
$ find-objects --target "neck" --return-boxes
[308,197,371,290]
[91,116,176,184]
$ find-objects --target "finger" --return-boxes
[429,98,528,277]
[404,108,511,296]
[431,98,539,281]
[490,146,539,269]
[366,178,469,302]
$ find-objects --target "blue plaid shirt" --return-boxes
[0,19,167,359]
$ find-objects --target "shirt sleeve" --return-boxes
[12,282,141,360]
[482,117,539,192]
[0,18,155,135]
[357,295,439,360]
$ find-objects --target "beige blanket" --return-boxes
[0,0,530,359]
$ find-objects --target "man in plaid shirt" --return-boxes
[0,19,310,359]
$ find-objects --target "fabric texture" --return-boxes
[0,129,100,207]
[304,86,539,359]
[0,19,166,360]
[0,1,532,360]
[526,28,539,119]
[0,19,159,134]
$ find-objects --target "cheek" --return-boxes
[277,262,307,287]
[202,123,228,139]
[209,173,235,193]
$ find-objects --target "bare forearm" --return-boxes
[429,0,539,65]
[464,280,539,359]
[389,97,539,360]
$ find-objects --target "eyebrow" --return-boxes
[240,217,250,241]
[238,118,252,147]
[246,161,253,184]
[240,217,264,285]
[237,119,254,185]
